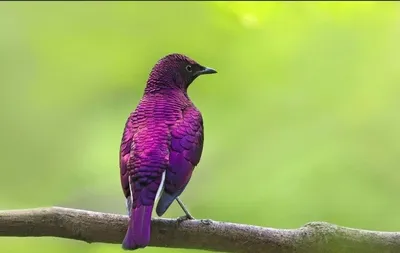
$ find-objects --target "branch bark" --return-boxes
[0,207,400,253]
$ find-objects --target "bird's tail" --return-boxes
[122,205,153,250]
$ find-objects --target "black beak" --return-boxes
[194,66,217,77]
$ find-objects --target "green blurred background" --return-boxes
[1,1,400,252]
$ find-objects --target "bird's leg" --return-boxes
[176,197,194,220]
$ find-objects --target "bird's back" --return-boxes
[120,92,190,204]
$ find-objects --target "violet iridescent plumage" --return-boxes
[119,53,217,250]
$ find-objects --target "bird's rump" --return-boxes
[120,120,169,250]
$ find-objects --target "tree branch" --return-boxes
[0,207,400,252]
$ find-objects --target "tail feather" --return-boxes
[122,205,153,250]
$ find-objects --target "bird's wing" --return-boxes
[120,112,137,199]
[155,106,204,216]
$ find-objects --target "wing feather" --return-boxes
[156,106,204,216]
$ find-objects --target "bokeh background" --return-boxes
[1,1,400,253]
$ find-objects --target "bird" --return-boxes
[119,53,217,250]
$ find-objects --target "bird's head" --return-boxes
[146,53,217,92]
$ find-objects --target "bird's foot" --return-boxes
[176,197,195,221]
[177,214,195,222]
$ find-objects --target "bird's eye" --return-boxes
[186,65,192,72]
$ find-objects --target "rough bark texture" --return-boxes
[0,207,400,253]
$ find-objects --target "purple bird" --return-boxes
[119,53,217,250]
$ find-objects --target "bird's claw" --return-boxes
[175,197,194,221]
[177,214,195,222]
